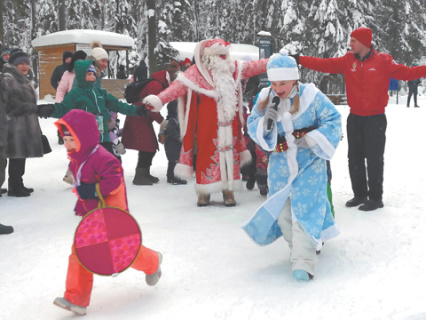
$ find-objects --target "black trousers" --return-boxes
[347,113,387,201]
[407,86,418,106]
[8,158,26,189]
[137,151,155,169]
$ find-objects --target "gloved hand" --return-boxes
[295,136,310,149]
[115,142,126,155]
[76,182,98,200]
[160,119,169,131]
[289,54,300,65]
[37,104,55,118]
[137,105,148,116]
[264,106,278,130]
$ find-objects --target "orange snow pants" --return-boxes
[64,244,159,307]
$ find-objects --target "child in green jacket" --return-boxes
[37,60,147,153]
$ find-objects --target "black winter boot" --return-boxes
[146,167,159,183]
[8,186,31,197]
[133,168,153,186]
[0,223,14,235]
[345,196,367,207]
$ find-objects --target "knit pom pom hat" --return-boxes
[267,49,299,81]
[90,40,108,61]
[350,27,373,48]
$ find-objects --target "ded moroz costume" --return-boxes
[143,39,268,206]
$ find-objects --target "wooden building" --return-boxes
[31,29,134,100]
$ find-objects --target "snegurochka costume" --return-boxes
[244,51,342,272]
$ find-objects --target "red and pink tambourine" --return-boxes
[74,185,142,276]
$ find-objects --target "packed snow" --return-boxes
[1,94,426,320]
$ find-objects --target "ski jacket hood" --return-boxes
[74,59,95,89]
[55,109,100,163]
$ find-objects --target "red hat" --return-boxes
[350,27,373,48]
[181,57,191,65]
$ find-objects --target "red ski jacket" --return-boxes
[299,49,426,116]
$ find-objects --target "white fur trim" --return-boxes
[176,72,219,99]
[267,67,299,81]
[193,40,215,88]
[174,163,193,180]
[195,179,243,195]
[240,149,252,166]
[142,95,163,112]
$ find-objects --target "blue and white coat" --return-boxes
[244,83,342,249]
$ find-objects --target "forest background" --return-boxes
[1,0,426,94]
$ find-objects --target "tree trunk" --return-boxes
[0,0,4,46]
[58,0,66,31]
[147,0,157,75]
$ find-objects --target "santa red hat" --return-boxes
[350,27,373,48]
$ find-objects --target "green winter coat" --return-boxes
[51,59,138,142]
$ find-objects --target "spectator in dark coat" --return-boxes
[3,51,44,197]
[0,47,11,71]
[50,50,73,90]
[133,60,147,82]
[116,65,127,79]
[407,66,421,108]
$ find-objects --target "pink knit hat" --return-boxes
[350,27,373,48]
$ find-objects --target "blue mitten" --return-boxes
[76,183,98,199]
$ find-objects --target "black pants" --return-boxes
[407,86,418,106]
[137,151,155,169]
[8,158,26,189]
[347,113,387,201]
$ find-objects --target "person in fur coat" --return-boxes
[53,109,162,316]
[143,39,268,207]
[2,51,44,197]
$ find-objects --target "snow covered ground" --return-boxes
[1,94,426,320]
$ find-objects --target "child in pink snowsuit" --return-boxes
[53,109,162,316]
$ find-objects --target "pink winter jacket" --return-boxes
[55,71,76,102]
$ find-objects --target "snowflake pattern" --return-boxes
[246,83,342,245]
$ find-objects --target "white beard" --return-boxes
[202,54,237,122]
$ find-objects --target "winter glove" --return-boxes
[115,142,126,155]
[76,182,98,200]
[295,136,310,149]
[37,104,55,118]
[264,106,278,131]
[137,105,148,117]
[289,54,300,65]
[160,119,169,131]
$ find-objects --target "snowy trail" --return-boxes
[1,97,426,320]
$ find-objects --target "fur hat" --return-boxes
[9,51,30,66]
[350,27,373,48]
[90,40,108,61]
[267,49,299,81]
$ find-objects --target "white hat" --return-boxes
[91,47,108,61]
[267,49,299,81]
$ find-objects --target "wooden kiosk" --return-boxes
[31,29,134,100]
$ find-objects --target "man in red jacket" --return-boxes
[297,27,426,211]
